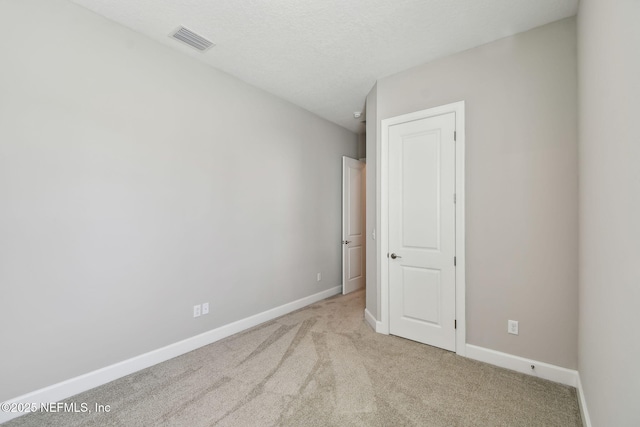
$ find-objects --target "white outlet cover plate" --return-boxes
[508,320,519,335]
[202,302,209,315]
[193,305,201,318]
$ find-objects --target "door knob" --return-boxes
[390,253,402,259]
[343,240,351,245]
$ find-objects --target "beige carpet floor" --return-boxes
[5,290,582,426]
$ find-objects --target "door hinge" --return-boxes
[455,319,457,329]
[454,131,457,141]
[454,256,457,266]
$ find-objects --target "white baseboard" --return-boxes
[364,308,377,331]
[0,286,341,424]
[465,344,578,387]
[363,308,386,333]
[576,373,592,427]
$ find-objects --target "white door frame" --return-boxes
[378,101,466,356]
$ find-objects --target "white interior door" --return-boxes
[388,113,456,351]
[342,157,365,295]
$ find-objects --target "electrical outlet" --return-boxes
[317,273,321,282]
[202,302,209,315]
[508,320,519,335]
[193,304,201,318]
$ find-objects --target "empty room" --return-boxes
[0,0,638,426]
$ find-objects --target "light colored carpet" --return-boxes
[5,290,582,426]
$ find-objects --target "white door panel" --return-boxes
[342,157,365,294]
[389,113,456,351]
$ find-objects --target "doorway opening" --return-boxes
[342,156,366,295]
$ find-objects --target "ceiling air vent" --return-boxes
[170,27,214,52]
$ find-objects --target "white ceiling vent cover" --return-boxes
[170,27,214,52]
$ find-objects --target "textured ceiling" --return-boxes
[72,0,578,133]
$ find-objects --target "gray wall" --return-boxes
[365,84,378,319]
[0,0,357,401]
[367,18,578,369]
[577,0,640,425]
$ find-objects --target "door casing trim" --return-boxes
[378,101,466,356]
